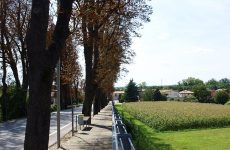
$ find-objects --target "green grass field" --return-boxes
[116,102,230,150]
[156,128,230,150]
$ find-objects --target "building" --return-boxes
[113,91,125,101]
[179,90,194,97]
[167,91,180,99]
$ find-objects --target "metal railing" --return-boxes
[112,101,135,150]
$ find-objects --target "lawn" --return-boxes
[116,102,230,150]
[157,128,230,150]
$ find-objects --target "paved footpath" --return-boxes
[49,102,112,150]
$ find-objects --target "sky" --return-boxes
[115,0,230,87]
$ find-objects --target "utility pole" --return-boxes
[70,84,74,136]
[56,59,61,148]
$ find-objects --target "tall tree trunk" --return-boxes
[21,45,29,91]
[1,36,8,122]
[24,0,73,149]
[101,92,107,108]
[60,84,71,109]
[93,88,101,115]
[1,0,8,122]
[24,1,51,149]
[74,79,79,104]
[1,47,8,122]
[82,11,94,118]
[5,34,21,88]
[82,1,100,119]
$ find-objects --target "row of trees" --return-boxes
[118,77,230,91]
[178,77,230,104]
[122,79,167,102]
[121,78,230,105]
[0,0,31,121]
[0,0,83,121]
[1,0,152,149]
[178,77,230,90]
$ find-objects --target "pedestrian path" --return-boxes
[49,103,112,150]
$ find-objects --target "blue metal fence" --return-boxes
[112,101,135,150]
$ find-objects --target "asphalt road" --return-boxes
[0,106,83,150]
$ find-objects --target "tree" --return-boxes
[141,88,153,101]
[178,77,204,90]
[214,90,229,105]
[153,89,165,101]
[124,79,139,102]
[24,0,74,149]
[77,0,152,118]
[206,78,218,90]
[0,0,8,121]
[0,0,31,121]
[219,78,230,89]
[193,85,212,103]
[60,36,81,109]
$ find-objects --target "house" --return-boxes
[167,91,180,99]
[211,89,230,97]
[179,90,194,97]
[113,91,125,100]
[160,89,172,95]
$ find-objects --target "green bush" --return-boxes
[141,88,153,101]
[215,91,229,105]
[0,87,27,120]
[193,85,211,103]
[8,87,27,119]
[50,104,57,112]
[183,96,198,102]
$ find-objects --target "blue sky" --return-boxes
[115,0,230,87]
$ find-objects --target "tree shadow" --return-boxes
[90,123,112,131]
[82,127,93,131]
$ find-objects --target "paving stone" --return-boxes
[49,103,112,150]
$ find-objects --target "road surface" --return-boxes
[0,106,82,150]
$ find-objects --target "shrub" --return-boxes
[193,85,212,103]
[9,87,27,119]
[50,104,57,112]
[153,89,162,101]
[141,88,153,101]
[215,91,229,105]
[0,87,27,120]
[183,95,198,102]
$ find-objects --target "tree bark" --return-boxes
[4,33,21,88]
[1,0,8,122]
[93,88,101,115]
[82,9,95,118]
[61,83,71,109]
[82,1,101,119]
[24,0,73,149]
